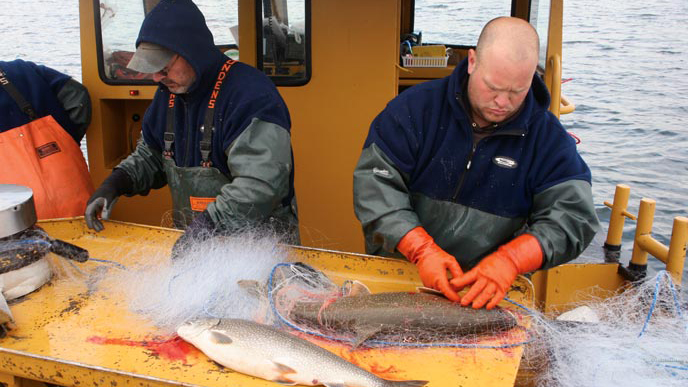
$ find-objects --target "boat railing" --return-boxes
[604,184,688,284]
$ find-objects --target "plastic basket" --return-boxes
[401,55,449,68]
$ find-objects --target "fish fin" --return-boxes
[322,382,345,387]
[346,280,371,296]
[272,360,297,374]
[351,325,381,349]
[272,379,297,386]
[208,330,233,344]
[387,380,429,387]
[271,361,297,385]
[237,280,266,298]
[416,286,445,297]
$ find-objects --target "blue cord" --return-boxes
[89,258,127,270]
[659,364,688,372]
[638,270,686,338]
[267,262,534,349]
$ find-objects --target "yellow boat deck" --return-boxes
[0,219,534,387]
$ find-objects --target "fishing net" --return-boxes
[528,270,688,387]
[260,262,533,349]
[114,230,288,334]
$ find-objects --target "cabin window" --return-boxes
[96,0,239,84]
[256,0,311,86]
[412,0,513,46]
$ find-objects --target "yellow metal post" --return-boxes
[666,216,688,284]
[544,0,564,116]
[630,198,655,268]
[548,54,562,117]
[604,184,632,246]
[603,184,635,263]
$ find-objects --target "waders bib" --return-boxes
[0,68,93,219]
[162,60,234,228]
[162,60,298,242]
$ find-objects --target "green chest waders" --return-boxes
[161,60,235,229]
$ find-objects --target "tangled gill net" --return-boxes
[533,270,688,387]
[115,230,288,334]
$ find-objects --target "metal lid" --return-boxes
[0,184,37,239]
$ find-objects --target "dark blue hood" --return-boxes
[136,0,226,96]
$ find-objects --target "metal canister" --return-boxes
[0,184,37,239]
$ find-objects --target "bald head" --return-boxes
[465,17,541,127]
[475,17,540,70]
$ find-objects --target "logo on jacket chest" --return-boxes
[493,156,518,169]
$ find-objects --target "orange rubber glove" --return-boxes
[451,234,543,309]
[397,227,463,301]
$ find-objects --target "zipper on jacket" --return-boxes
[451,140,477,201]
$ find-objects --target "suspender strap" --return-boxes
[163,93,176,158]
[0,66,38,120]
[200,59,236,167]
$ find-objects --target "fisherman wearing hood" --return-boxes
[354,17,599,309]
[85,0,298,249]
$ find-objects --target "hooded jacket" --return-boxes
[0,59,90,143]
[117,0,296,233]
[354,58,599,269]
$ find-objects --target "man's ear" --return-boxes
[467,49,477,75]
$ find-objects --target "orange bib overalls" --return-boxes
[0,69,93,219]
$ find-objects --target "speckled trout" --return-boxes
[289,291,518,347]
[178,318,428,387]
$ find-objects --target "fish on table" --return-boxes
[288,289,519,348]
[177,318,428,387]
[240,263,519,348]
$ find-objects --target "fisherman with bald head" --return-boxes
[354,17,599,309]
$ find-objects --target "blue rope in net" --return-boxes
[638,270,686,338]
[88,258,127,270]
[634,270,688,376]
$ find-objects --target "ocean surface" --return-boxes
[1,0,686,286]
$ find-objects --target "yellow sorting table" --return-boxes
[0,219,533,387]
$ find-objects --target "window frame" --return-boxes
[255,0,312,87]
[93,0,240,86]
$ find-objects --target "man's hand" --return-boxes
[84,168,133,231]
[397,227,463,301]
[451,234,543,309]
[171,211,216,260]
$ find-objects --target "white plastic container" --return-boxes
[401,55,449,68]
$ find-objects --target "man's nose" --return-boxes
[152,72,164,82]
[494,92,509,108]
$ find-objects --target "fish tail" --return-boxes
[385,379,429,387]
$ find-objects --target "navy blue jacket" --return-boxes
[354,59,599,268]
[0,59,86,143]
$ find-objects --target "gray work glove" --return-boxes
[84,168,134,231]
